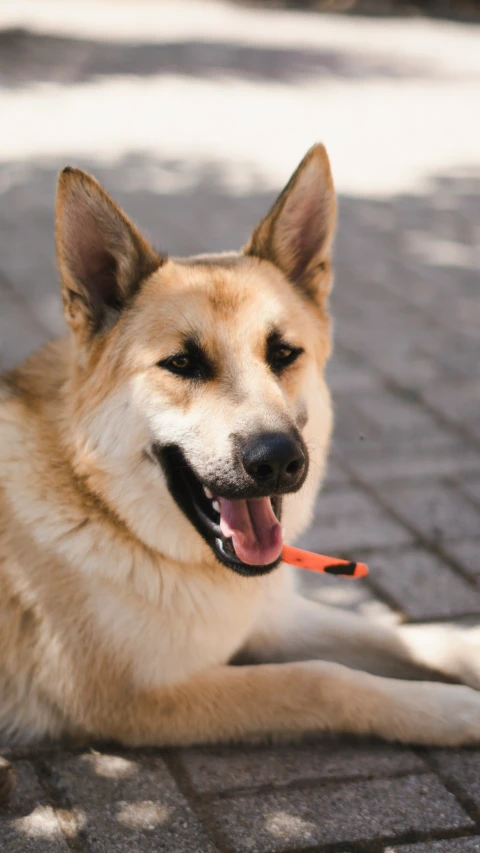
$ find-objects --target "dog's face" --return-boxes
[56,146,336,576]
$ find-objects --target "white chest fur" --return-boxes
[88,560,279,690]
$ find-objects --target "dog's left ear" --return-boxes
[244,144,336,303]
[56,167,162,341]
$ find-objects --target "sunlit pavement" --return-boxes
[0,2,479,851]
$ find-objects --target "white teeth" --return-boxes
[204,487,213,499]
[212,500,220,514]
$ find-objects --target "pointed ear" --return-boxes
[56,168,162,339]
[244,144,336,303]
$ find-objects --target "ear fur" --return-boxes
[244,144,336,302]
[56,167,162,340]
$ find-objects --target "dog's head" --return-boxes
[56,145,336,576]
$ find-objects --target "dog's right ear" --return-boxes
[244,144,336,305]
[56,168,162,341]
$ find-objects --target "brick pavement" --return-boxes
[1,2,480,850]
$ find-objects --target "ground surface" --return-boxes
[0,2,479,851]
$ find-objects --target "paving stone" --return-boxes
[296,570,394,618]
[441,539,480,582]
[368,547,480,619]
[430,749,480,810]
[460,479,480,509]
[322,460,351,487]
[49,750,218,853]
[180,740,426,794]
[422,329,480,382]
[347,390,445,440]
[298,486,414,554]
[424,382,480,442]
[1,6,480,853]
[0,762,68,852]
[376,481,480,543]
[310,485,390,519]
[385,841,480,852]
[326,353,378,393]
[332,398,382,447]
[339,327,454,386]
[333,290,459,386]
[0,281,50,370]
[342,440,480,481]
[0,811,68,853]
[0,206,62,338]
[210,774,473,852]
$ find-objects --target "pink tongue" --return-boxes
[218,496,283,566]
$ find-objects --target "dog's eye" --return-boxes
[158,352,207,380]
[170,355,191,371]
[268,344,303,374]
[274,346,294,361]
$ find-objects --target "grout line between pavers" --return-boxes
[405,389,480,458]
[420,748,480,827]
[226,822,480,853]
[0,741,95,764]
[335,334,480,454]
[251,840,385,853]
[333,265,478,372]
[21,752,480,853]
[163,749,232,853]
[319,541,418,560]
[313,474,480,608]
[329,343,480,599]
[164,767,479,852]
[448,477,480,514]
[336,452,480,602]
[32,757,92,853]
[186,767,433,803]
[330,450,480,486]
[324,468,480,490]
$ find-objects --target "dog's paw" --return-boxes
[377,676,480,747]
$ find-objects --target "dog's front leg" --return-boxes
[241,591,480,687]
[90,659,480,748]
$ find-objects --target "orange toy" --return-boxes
[282,544,369,579]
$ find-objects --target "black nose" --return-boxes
[241,432,307,492]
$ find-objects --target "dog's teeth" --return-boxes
[212,500,220,514]
[204,487,213,499]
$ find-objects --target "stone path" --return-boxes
[0,2,479,850]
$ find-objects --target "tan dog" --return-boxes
[0,145,479,748]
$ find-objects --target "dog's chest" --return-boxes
[89,567,266,690]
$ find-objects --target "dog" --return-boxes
[0,144,479,748]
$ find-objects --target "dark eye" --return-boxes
[170,355,191,371]
[158,353,200,379]
[158,348,211,380]
[268,343,303,374]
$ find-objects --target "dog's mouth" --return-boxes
[156,446,283,576]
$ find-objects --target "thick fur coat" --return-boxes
[0,145,479,747]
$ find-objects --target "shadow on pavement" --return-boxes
[0,26,459,89]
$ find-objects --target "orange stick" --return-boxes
[282,544,369,578]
